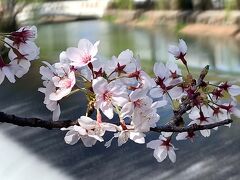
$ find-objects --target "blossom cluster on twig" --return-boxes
[0,26,240,163]
[0,26,39,84]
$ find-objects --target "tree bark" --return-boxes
[0,112,233,132]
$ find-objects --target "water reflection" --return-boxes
[37,20,240,74]
[185,37,240,72]
[0,131,74,180]
[0,20,240,180]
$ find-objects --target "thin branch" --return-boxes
[0,112,78,130]
[150,119,232,132]
[0,112,233,132]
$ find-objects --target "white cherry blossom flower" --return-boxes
[62,116,117,147]
[39,61,76,102]
[132,108,160,132]
[219,82,240,97]
[122,95,164,132]
[105,124,145,147]
[188,106,214,137]
[105,49,136,78]
[79,59,106,81]
[209,104,229,122]
[0,57,16,84]
[120,90,148,118]
[4,26,39,63]
[66,39,99,68]
[61,125,87,145]
[219,102,240,118]
[0,26,39,84]
[92,77,128,119]
[127,67,155,94]
[39,56,76,121]
[147,135,176,163]
[4,26,37,48]
[150,62,183,100]
[0,55,31,84]
[7,41,39,62]
[1,46,38,83]
[10,26,37,45]
[8,59,31,78]
[78,116,115,146]
[49,66,76,101]
[166,60,182,83]
[116,129,145,146]
[168,39,187,60]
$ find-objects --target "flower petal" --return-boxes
[0,70,5,84]
[149,87,163,98]
[81,136,97,147]
[146,140,161,149]
[229,85,240,96]
[168,147,176,163]
[168,45,180,57]
[200,129,211,137]
[52,104,60,121]
[129,132,145,144]
[154,147,167,163]
[2,66,15,83]
[64,130,80,145]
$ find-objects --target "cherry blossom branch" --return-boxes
[1,26,240,164]
[0,112,78,130]
[168,65,210,127]
[0,112,232,132]
[150,119,232,132]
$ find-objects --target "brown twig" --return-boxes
[0,112,232,132]
[0,112,78,130]
[150,119,232,132]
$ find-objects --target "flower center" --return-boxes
[10,29,35,47]
[170,70,178,79]
[187,131,195,139]
[134,99,142,108]
[82,54,92,64]
[156,76,166,90]
[213,107,222,117]
[219,82,231,91]
[161,139,172,151]
[212,89,224,99]
[198,110,209,123]
[103,91,112,102]
[60,78,72,89]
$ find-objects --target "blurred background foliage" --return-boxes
[111,0,240,10]
[110,0,133,10]
[155,0,193,10]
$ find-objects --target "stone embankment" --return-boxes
[104,10,240,40]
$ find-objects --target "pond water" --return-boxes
[0,20,240,180]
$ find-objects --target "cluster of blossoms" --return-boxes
[0,26,40,84]
[1,26,239,163]
[38,38,240,163]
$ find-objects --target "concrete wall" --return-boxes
[17,0,110,23]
